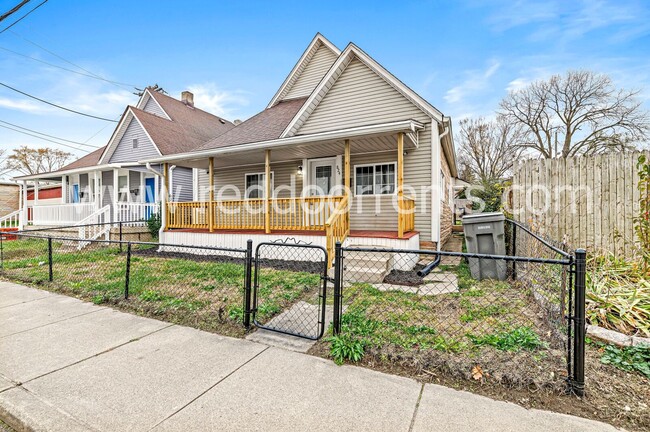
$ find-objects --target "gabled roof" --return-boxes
[99,90,236,163]
[267,34,340,108]
[197,97,308,151]
[281,43,444,138]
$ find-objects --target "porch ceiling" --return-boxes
[173,133,417,169]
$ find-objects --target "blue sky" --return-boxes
[1,0,649,177]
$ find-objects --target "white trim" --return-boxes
[306,156,337,193]
[353,161,398,197]
[192,168,199,201]
[267,33,341,108]
[136,89,172,120]
[140,120,423,165]
[280,44,444,138]
[244,171,274,199]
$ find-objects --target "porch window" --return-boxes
[355,162,396,195]
[245,172,273,199]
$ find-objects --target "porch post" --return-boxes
[397,132,404,238]
[113,169,119,223]
[265,149,271,234]
[34,181,39,206]
[208,157,214,232]
[61,175,67,204]
[20,180,27,229]
[344,139,351,195]
[162,163,169,231]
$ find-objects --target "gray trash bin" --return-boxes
[462,212,507,280]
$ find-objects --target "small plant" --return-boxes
[146,207,162,239]
[600,343,650,379]
[468,326,546,352]
[329,333,365,364]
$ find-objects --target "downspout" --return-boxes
[437,118,450,252]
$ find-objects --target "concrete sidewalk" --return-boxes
[0,281,617,432]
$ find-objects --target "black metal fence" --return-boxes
[0,219,586,394]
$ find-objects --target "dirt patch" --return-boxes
[383,267,424,286]
[309,343,649,431]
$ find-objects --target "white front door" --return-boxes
[309,159,336,196]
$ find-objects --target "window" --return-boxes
[245,172,273,199]
[118,175,128,202]
[133,138,138,149]
[354,163,396,195]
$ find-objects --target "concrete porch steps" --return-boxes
[343,245,392,283]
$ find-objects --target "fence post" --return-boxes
[0,231,4,271]
[571,248,587,396]
[243,239,253,329]
[47,237,53,282]
[119,222,123,252]
[332,241,343,335]
[124,242,132,299]
[511,223,517,280]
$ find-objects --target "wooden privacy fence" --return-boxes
[511,151,649,257]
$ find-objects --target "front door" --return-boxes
[72,184,80,203]
[144,177,155,219]
[309,159,335,196]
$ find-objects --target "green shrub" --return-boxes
[146,208,162,239]
[468,326,546,352]
[600,343,650,379]
[329,334,365,365]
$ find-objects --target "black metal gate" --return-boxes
[250,242,328,340]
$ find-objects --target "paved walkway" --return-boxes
[0,281,618,432]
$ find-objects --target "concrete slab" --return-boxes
[0,307,168,383]
[154,347,421,432]
[419,281,459,296]
[0,376,14,393]
[0,281,52,308]
[251,301,323,340]
[246,328,316,353]
[0,294,105,338]
[412,383,618,432]
[375,282,419,294]
[0,387,93,432]
[22,325,266,432]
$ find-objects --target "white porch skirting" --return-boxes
[160,231,420,270]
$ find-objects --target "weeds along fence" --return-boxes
[329,219,586,395]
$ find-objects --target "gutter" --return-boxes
[437,119,451,252]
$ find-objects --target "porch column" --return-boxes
[113,169,119,223]
[34,181,39,206]
[61,175,67,204]
[208,157,214,232]
[265,149,271,234]
[94,172,101,209]
[344,139,351,195]
[20,180,27,229]
[397,132,404,238]
[162,163,169,231]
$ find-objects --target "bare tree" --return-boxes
[5,146,73,175]
[499,70,650,158]
[457,116,525,182]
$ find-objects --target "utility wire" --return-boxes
[0,82,119,122]
[0,119,100,148]
[0,0,31,23]
[0,45,136,87]
[8,29,136,91]
[0,123,92,152]
[0,0,47,34]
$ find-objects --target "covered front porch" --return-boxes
[156,121,424,264]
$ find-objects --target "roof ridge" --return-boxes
[148,90,234,125]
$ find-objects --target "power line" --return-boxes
[8,29,135,91]
[0,0,47,34]
[0,123,92,152]
[0,45,137,87]
[0,82,119,122]
[0,0,31,23]
[0,119,100,148]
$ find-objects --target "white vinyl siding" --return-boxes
[284,45,338,100]
[142,95,169,119]
[297,58,429,135]
[108,118,159,163]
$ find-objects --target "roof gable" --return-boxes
[99,108,161,164]
[282,44,444,137]
[267,33,340,108]
[108,115,160,163]
[138,91,171,120]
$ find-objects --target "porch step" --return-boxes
[343,245,392,284]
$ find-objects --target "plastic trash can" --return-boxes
[462,212,507,280]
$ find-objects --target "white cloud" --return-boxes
[444,60,501,104]
[0,97,52,114]
[184,83,250,120]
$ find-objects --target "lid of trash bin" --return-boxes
[462,212,505,224]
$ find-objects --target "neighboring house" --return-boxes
[0,180,19,217]
[11,89,234,227]
[140,34,458,266]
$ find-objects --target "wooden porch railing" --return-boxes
[325,195,350,268]
[166,196,346,232]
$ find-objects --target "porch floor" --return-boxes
[166,228,419,240]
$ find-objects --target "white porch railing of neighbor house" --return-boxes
[30,203,96,225]
[115,202,159,226]
[0,210,20,229]
[74,205,112,250]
